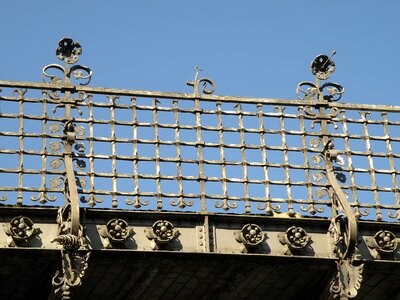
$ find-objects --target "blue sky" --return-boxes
[0,1,399,104]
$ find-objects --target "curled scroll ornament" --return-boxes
[296,51,344,103]
[186,66,215,96]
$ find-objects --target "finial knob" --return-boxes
[311,50,336,80]
[56,38,82,64]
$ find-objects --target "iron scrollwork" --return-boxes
[299,53,363,298]
[170,197,194,209]
[187,66,215,96]
[302,137,325,215]
[43,38,92,86]
[330,260,364,299]
[297,81,344,102]
[126,196,149,209]
[215,196,238,211]
[31,191,57,204]
[310,138,364,298]
[44,38,91,300]
[324,140,357,258]
[324,139,364,299]
[296,51,344,102]
[297,52,344,147]
[52,251,90,300]
[51,201,89,299]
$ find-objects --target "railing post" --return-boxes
[298,52,363,299]
[43,38,92,300]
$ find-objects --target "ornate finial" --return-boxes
[42,38,92,299]
[56,38,82,64]
[194,65,201,81]
[311,50,336,80]
[296,51,344,102]
[186,66,215,96]
[42,37,92,86]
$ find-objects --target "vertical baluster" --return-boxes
[194,98,206,212]
[382,112,400,219]
[256,104,273,215]
[277,106,295,216]
[235,104,250,213]
[341,111,360,217]
[87,95,96,207]
[40,91,48,200]
[17,89,26,205]
[214,102,237,211]
[152,99,162,209]
[126,97,148,208]
[132,98,140,207]
[109,96,118,208]
[298,107,317,214]
[360,112,382,221]
[173,100,186,208]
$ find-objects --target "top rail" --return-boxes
[1,79,400,112]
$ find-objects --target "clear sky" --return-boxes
[0,1,399,105]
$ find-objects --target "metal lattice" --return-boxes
[1,43,400,222]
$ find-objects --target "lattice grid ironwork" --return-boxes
[1,83,400,221]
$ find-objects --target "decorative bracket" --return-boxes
[62,120,80,237]
[277,226,310,255]
[45,38,91,300]
[324,140,358,259]
[366,230,398,259]
[145,220,179,250]
[3,216,39,247]
[300,51,363,298]
[186,66,215,96]
[323,139,363,299]
[330,260,364,299]
[52,251,90,300]
[234,224,265,253]
[98,218,134,248]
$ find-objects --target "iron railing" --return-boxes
[1,43,400,222]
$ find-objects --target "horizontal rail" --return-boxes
[1,79,400,111]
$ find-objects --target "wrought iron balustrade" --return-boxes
[2,38,400,300]
[1,46,400,223]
